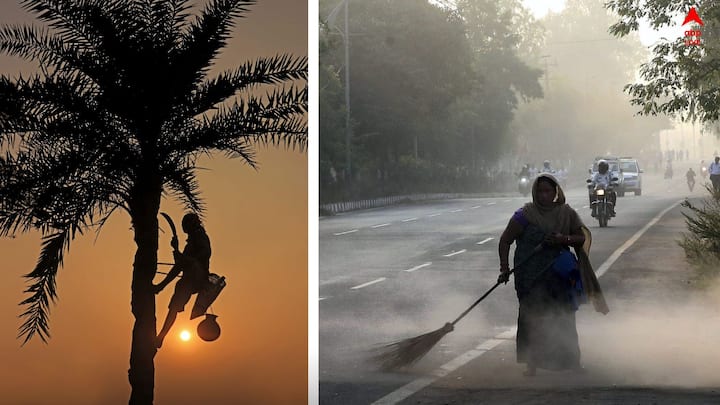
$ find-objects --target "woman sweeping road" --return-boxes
[497,174,609,376]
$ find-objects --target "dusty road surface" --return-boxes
[320,174,720,404]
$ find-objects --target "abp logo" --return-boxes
[683,7,703,46]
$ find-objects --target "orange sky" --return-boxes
[0,1,308,404]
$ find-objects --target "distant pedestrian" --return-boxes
[709,157,720,192]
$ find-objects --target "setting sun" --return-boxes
[180,330,191,342]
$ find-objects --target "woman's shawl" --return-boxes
[574,226,609,314]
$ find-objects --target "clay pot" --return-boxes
[197,314,221,342]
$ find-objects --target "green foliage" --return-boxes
[318,0,543,201]
[607,0,720,122]
[680,187,720,284]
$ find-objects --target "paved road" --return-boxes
[319,174,714,404]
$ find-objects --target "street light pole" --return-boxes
[328,0,353,183]
[344,0,352,182]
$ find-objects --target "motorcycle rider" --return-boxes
[540,160,556,174]
[518,164,530,179]
[686,167,696,191]
[588,159,617,217]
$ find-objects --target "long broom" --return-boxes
[371,243,545,371]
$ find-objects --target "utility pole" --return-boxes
[327,0,352,183]
[343,0,351,181]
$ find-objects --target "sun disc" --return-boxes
[180,330,191,341]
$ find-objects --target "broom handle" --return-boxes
[450,280,504,326]
[450,242,545,327]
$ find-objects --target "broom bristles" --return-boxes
[371,322,454,371]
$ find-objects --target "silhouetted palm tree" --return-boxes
[0,1,307,403]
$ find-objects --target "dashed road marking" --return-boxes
[487,202,496,206]
[334,229,358,236]
[404,262,432,273]
[402,217,418,222]
[428,213,442,217]
[319,297,330,301]
[450,209,464,213]
[443,249,466,257]
[471,205,483,209]
[371,223,391,229]
[350,277,387,290]
[476,237,494,245]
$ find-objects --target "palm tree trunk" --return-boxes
[128,180,162,405]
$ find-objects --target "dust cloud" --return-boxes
[579,280,720,387]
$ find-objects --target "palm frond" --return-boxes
[145,0,192,49]
[18,229,70,344]
[0,24,75,70]
[190,54,308,115]
[163,165,206,214]
[172,0,257,92]
[20,0,105,48]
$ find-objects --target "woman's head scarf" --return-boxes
[522,173,581,235]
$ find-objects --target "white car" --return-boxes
[619,157,643,196]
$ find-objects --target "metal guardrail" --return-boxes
[320,193,466,215]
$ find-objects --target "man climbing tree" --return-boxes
[153,213,211,349]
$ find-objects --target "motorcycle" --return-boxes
[701,166,708,180]
[587,178,618,228]
[518,176,531,197]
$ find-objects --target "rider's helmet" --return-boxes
[598,159,609,174]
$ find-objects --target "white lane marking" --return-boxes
[476,237,494,245]
[443,249,466,257]
[371,327,517,405]
[402,217,418,222]
[404,262,432,273]
[451,209,464,213]
[428,213,442,217]
[334,229,358,236]
[471,205,483,209]
[319,297,330,301]
[582,205,589,209]
[596,200,682,277]
[487,202,496,206]
[503,200,511,202]
[350,277,386,290]
[371,223,391,229]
